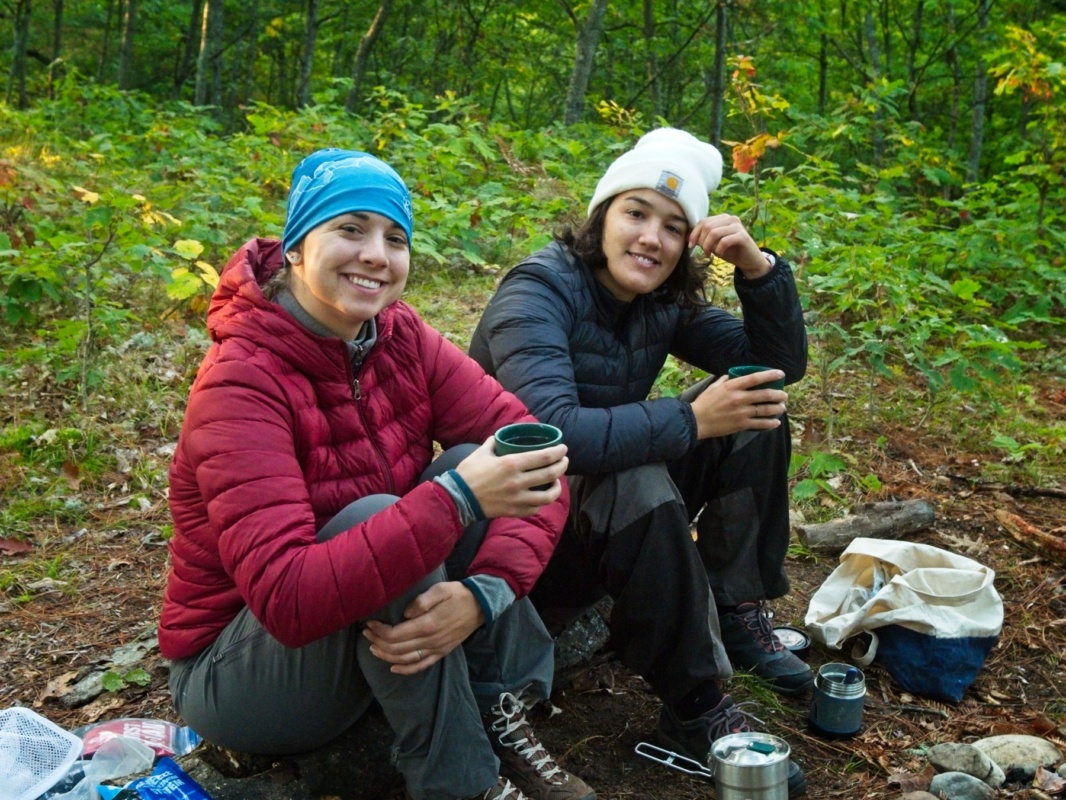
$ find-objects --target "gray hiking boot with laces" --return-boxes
[657,694,807,797]
[719,602,814,695]
[485,692,596,800]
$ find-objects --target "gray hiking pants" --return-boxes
[168,446,555,800]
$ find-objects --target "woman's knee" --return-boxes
[578,463,683,530]
[317,494,400,542]
[372,564,448,625]
[419,443,479,483]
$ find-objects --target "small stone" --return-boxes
[60,670,105,708]
[552,598,612,672]
[973,734,1063,783]
[928,771,994,800]
[901,793,939,800]
[112,637,159,667]
[928,742,1005,787]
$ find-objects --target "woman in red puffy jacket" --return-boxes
[160,149,595,800]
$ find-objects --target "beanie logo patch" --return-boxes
[656,171,683,198]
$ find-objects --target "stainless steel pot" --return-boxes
[709,732,790,800]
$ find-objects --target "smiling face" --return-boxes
[597,189,689,302]
[289,211,410,339]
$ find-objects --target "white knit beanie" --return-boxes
[587,128,723,226]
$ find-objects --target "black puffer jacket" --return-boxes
[468,241,807,476]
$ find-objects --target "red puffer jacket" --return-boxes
[159,238,568,660]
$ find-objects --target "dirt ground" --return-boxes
[2,392,1065,799]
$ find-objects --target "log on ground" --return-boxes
[795,499,935,554]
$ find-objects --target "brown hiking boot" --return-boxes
[471,777,532,799]
[485,692,597,800]
[405,776,530,800]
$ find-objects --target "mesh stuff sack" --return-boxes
[0,707,83,800]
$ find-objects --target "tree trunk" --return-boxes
[240,0,259,107]
[708,0,728,149]
[96,0,116,82]
[346,0,392,113]
[642,0,660,118]
[118,0,136,90]
[905,0,924,120]
[49,0,63,97]
[194,1,210,105]
[6,0,32,108]
[879,0,892,80]
[456,0,489,98]
[195,0,224,108]
[818,30,828,115]
[177,0,205,96]
[864,9,885,167]
[330,2,350,77]
[563,0,608,126]
[945,4,960,151]
[52,0,62,61]
[966,0,991,183]
[295,0,319,108]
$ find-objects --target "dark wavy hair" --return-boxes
[553,194,710,309]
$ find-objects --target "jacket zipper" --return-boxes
[348,360,394,495]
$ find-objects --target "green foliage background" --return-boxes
[1,1,1065,540]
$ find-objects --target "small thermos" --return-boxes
[808,662,865,737]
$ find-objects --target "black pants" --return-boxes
[530,407,792,704]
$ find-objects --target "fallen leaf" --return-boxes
[0,537,34,555]
[939,532,987,556]
[62,459,82,489]
[888,765,935,792]
[80,693,126,723]
[1034,765,1066,794]
[27,577,68,591]
[37,670,79,704]
[72,185,100,204]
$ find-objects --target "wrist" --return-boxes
[738,249,776,280]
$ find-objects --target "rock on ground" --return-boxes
[178,710,402,800]
[927,742,1005,788]
[972,734,1063,783]
[928,771,995,800]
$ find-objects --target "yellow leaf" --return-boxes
[174,239,204,260]
[72,185,100,204]
[196,260,220,287]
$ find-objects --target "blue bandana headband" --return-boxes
[281,148,414,254]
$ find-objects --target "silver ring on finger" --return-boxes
[416,649,424,660]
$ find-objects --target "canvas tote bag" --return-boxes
[804,537,1003,702]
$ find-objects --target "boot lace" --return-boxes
[485,777,526,800]
[488,692,564,783]
[706,700,764,743]
[740,603,785,654]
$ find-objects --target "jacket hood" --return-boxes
[206,237,388,375]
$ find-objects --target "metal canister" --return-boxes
[709,732,791,800]
[808,662,865,737]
